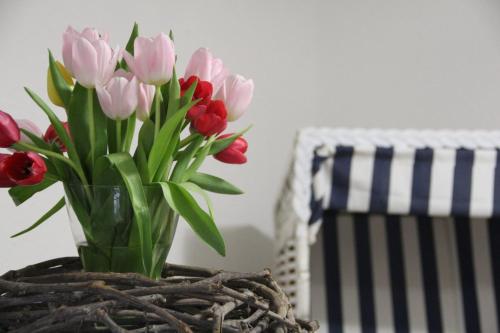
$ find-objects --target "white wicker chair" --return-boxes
[275,128,500,332]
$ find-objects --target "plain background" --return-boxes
[2,1,500,323]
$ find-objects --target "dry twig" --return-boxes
[0,257,318,332]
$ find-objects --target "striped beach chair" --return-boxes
[275,128,500,332]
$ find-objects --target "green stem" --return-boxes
[12,142,89,187]
[87,88,95,167]
[124,114,136,153]
[179,133,198,148]
[154,86,161,138]
[116,120,122,153]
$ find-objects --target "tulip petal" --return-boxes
[72,38,98,88]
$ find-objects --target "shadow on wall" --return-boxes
[181,225,274,272]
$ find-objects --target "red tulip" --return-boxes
[214,134,248,164]
[189,100,227,137]
[0,154,16,187]
[0,110,20,147]
[44,122,70,152]
[0,152,47,187]
[180,75,213,106]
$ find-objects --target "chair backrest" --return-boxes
[275,128,500,332]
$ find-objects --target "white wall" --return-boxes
[1,0,500,280]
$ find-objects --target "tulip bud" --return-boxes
[123,33,175,86]
[214,134,248,164]
[0,110,20,147]
[137,82,155,121]
[180,76,213,106]
[189,100,227,137]
[47,61,73,107]
[96,76,139,120]
[16,119,43,145]
[44,122,70,152]
[185,48,229,92]
[215,74,254,122]
[113,69,154,121]
[62,26,120,88]
[0,152,47,186]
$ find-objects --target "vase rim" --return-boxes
[64,183,159,190]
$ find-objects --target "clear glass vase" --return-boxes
[64,184,178,279]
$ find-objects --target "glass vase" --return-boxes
[64,184,178,279]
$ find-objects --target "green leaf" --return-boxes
[166,69,180,120]
[183,136,215,180]
[158,182,225,256]
[107,118,118,154]
[170,134,204,182]
[188,172,243,195]
[138,119,155,156]
[209,125,252,155]
[148,99,199,181]
[120,22,139,70]
[8,177,58,206]
[134,144,150,184]
[24,88,83,176]
[93,153,153,276]
[181,182,215,217]
[48,50,72,108]
[10,198,65,238]
[67,84,107,174]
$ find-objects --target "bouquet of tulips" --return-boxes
[0,24,254,278]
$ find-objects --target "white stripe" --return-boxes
[347,145,376,212]
[429,149,456,216]
[338,214,361,333]
[470,150,497,217]
[387,147,415,214]
[369,215,394,333]
[449,218,467,333]
[401,216,427,333]
[434,218,463,333]
[313,154,335,210]
[471,218,497,332]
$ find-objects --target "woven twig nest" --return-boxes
[0,257,318,333]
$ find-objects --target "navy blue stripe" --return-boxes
[451,148,474,216]
[354,214,376,332]
[491,149,500,330]
[493,149,500,216]
[385,215,409,332]
[417,216,443,332]
[451,149,480,332]
[329,146,354,211]
[322,210,343,333]
[309,152,329,224]
[369,147,393,213]
[489,218,500,331]
[410,148,433,215]
[455,218,481,333]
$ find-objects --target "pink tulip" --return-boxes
[185,48,228,92]
[96,76,139,120]
[114,69,155,121]
[215,74,254,122]
[62,26,120,88]
[137,83,155,121]
[16,119,42,144]
[123,33,175,86]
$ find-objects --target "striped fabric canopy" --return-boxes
[309,142,500,333]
